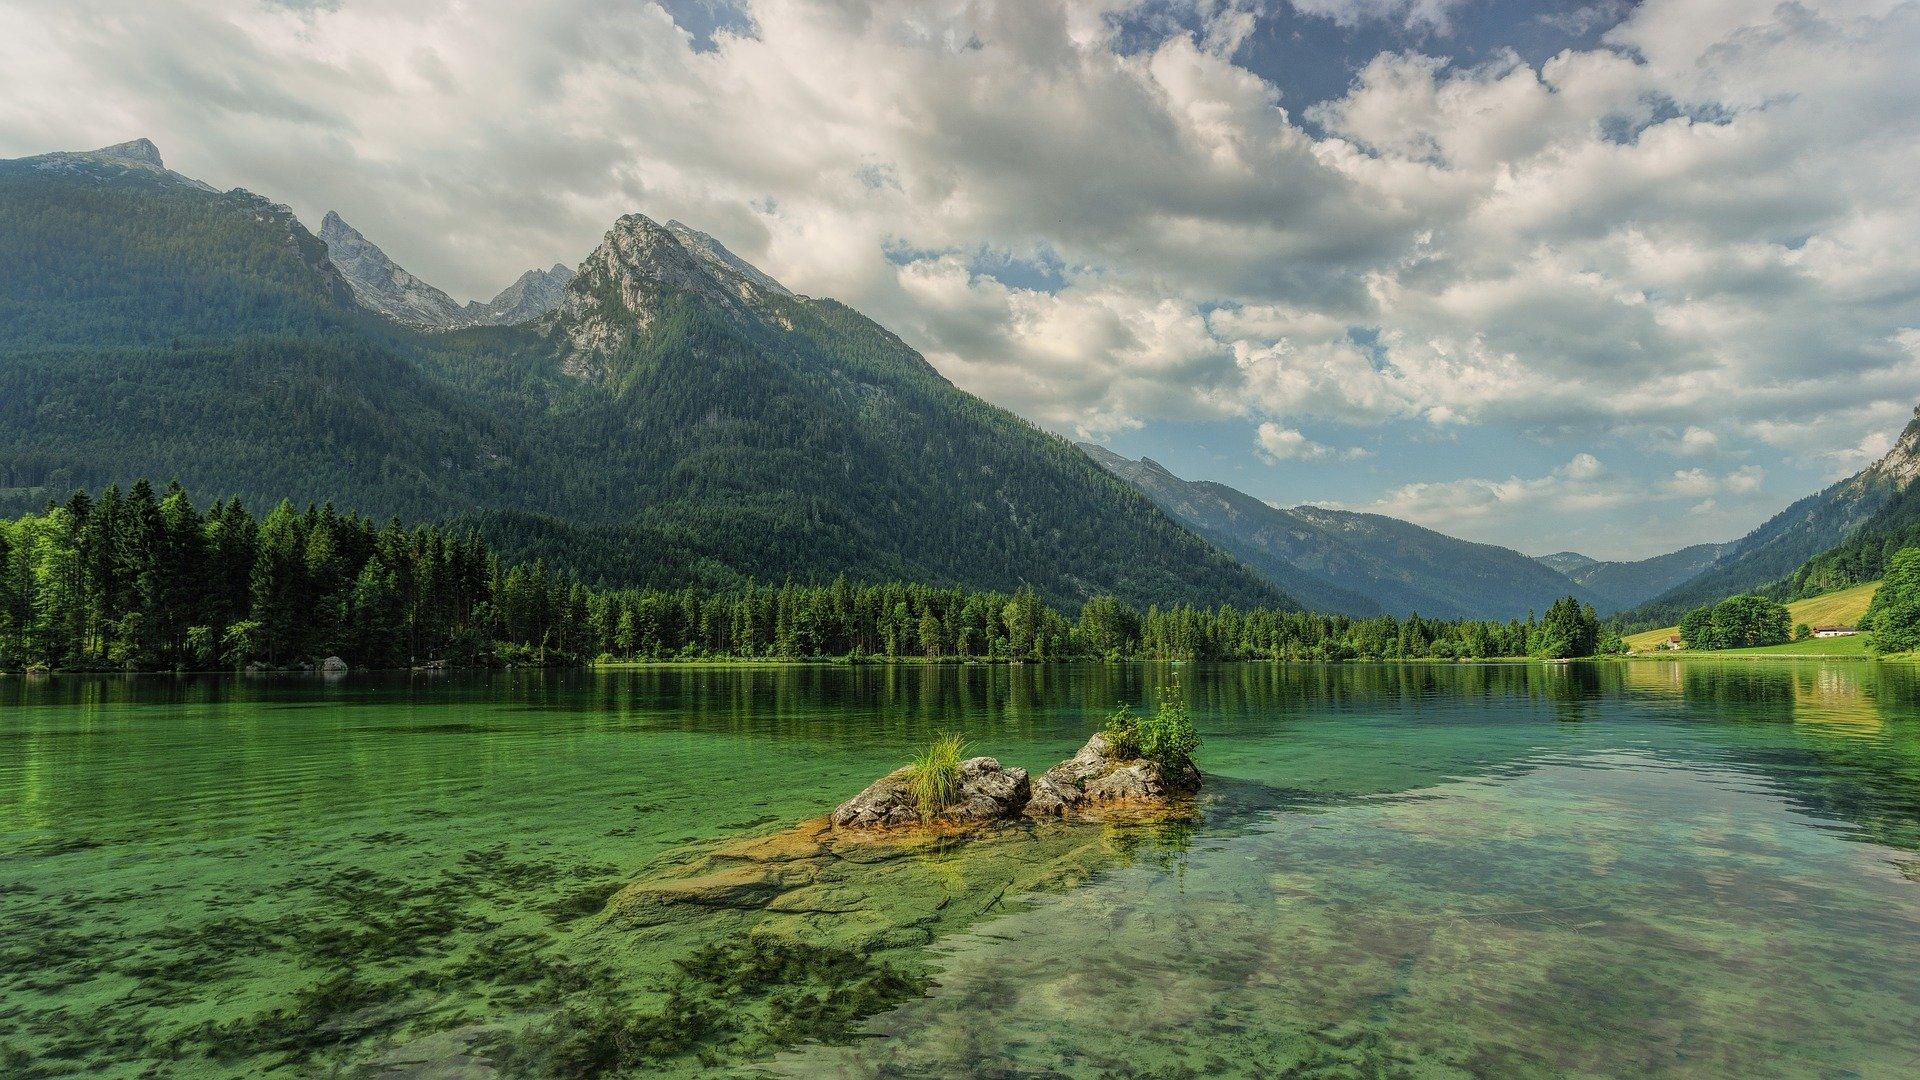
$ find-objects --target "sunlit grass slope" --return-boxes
[1624,580,1880,653]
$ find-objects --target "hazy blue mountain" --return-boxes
[1084,446,1602,619]
[1532,544,1730,611]
[1075,448,1382,616]
[1534,551,1599,576]
[0,140,1282,610]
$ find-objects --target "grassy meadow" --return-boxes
[1625,580,1880,655]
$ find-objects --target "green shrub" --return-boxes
[1138,692,1199,769]
[1101,704,1141,758]
[904,734,968,817]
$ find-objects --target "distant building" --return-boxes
[1811,626,1860,638]
[1661,635,1682,650]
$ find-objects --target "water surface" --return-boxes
[4,662,1919,1076]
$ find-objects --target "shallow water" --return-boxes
[3,662,1920,1077]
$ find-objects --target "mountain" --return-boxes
[320,211,572,328]
[1780,409,1920,597]
[1533,544,1730,611]
[1075,448,1382,616]
[1084,446,1603,619]
[319,211,471,327]
[1534,551,1598,576]
[0,141,515,515]
[1625,407,1920,625]
[0,140,1283,610]
[664,219,791,297]
[474,263,573,325]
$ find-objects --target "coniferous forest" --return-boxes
[0,481,1609,672]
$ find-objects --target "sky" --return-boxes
[3,0,1918,560]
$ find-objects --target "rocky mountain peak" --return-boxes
[552,212,796,377]
[12,137,218,193]
[664,219,792,298]
[1864,405,1920,488]
[468,262,575,326]
[93,138,165,169]
[318,210,469,328]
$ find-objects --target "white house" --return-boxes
[1811,626,1860,638]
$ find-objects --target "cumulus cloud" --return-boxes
[1,0,1918,545]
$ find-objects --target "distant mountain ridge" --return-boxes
[319,211,573,329]
[0,139,1283,611]
[1531,544,1731,612]
[1083,446,1604,619]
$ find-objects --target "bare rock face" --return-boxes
[830,767,920,829]
[1024,732,1199,818]
[831,756,1031,829]
[943,757,1031,824]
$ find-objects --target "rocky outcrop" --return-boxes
[468,263,574,325]
[547,213,794,382]
[831,737,1194,831]
[321,211,576,330]
[1024,732,1200,819]
[831,757,1031,829]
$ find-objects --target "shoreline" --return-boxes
[5,653,1916,677]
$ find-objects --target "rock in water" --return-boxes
[831,757,1031,829]
[830,767,920,829]
[321,656,349,674]
[1024,732,1199,818]
[944,757,1031,823]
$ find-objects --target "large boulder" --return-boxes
[831,757,1031,829]
[1024,732,1199,818]
[943,757,1031,823]
[830,767,921,829]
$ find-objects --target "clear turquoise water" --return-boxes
[4,662,1920,1076]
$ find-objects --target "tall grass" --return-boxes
[905,734,968,817]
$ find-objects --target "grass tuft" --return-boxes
[904,734,968,817]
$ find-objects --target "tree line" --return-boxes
[0,482,1621,672]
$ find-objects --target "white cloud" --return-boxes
[1679,426,1719,454]
[1287,0,1474,35]
[1255,421,1369,461]
[1347,455,1774,555]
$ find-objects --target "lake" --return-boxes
[4,661,1920,1077]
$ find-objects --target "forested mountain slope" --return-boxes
[0,141,1282,609]
[1084,447,1602,619]
[0,142,514,517]
[1625,407,1920,625]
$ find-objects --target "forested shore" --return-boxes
[0,482,1616,672]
